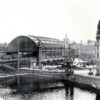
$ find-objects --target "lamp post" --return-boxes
[17,38,20,85]
[17,38,20,71]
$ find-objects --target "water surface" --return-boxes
[0,75,99,100]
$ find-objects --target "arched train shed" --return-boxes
[7,35,65,65]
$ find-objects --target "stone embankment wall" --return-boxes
[74,74,100,89]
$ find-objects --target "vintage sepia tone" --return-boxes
[0,0,100,100]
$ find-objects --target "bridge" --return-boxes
[0,58,99,91]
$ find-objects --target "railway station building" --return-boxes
[7,35,66,65]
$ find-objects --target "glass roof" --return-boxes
[28,35,65,46]
[7,35,65,51]
[28,35,62,43]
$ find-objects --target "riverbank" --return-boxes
[0,69,100,92]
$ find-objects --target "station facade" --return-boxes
[7,35,66,65]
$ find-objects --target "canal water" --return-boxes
[0,75,99,100]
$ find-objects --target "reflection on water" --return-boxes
[0,75,99,100]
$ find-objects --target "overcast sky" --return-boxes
[0,0,100,43]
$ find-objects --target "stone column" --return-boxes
[96,20,100,75]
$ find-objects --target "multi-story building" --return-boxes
[79,40,96,62]
[69,41,80,58]
[66,40,96,62]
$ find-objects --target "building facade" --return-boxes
[79,40,96,62]
[7,35,66,66]
[67,40,96,62]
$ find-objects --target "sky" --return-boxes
[0,0,100,43]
